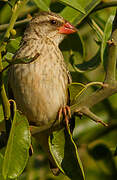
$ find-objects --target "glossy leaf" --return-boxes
[0,153,4,180]
[2,102,31,179]
[61,0,101,25]
[50,1,65,13]
[74,49,101,72]
[6,37,21,54]
[5,52,40,66]
[68,83,86,104]
[33,0,50,11]
[73,0,101,25]
[49,127,85,180]
[0,104,4,123]
[60,33,84,69]
[59,0,85,14]
[3,52,14,62]
[101,11,116,62]
[44,0,51,6]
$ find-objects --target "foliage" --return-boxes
[0,0,117,180]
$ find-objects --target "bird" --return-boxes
[9,11,77,175]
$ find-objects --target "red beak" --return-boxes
[58,22,77,34]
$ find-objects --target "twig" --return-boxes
[71,81,117,113]
[70,12,117,125]
[78,107,108,127]
[105,12,117,83]
[3,0,29,40]
[0,0,29,134]
[0,18,30,32]
[0,53,10,121]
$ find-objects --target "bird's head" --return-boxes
[26,11,77,45]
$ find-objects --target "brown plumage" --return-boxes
[9,11,76,175]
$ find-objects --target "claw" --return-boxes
[63,107,67,116]
[58,108,63,123]
[58,105,71,128]
[66,105,71,118]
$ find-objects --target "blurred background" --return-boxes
[0,0,117,179]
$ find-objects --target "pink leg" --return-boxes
[58,105,71,128]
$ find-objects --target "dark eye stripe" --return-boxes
[32,20,63,27]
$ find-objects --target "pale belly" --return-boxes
[9,57,68,127]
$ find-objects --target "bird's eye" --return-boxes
[50,20,57,25]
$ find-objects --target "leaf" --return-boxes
[3,52,14,62]
[6,37,21,54]
[33,0,50,11]
[0,153,4,180]
[61,0,101,25]
[2,102,31,179]
[74,49,101,72]
[87,18,103,41]
[101,11,116,62]
[49,127,85,180]
[0,104,4,123]
[44,0,51,6]
[59,0,85,14]
[68,83,86,104]
[73,0,101,25]
[50,1,65,13]
[60,33,84,70]
[5,53,40,66]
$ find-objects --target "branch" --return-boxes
[71,82,117,112]
[70,11,117,124]
[105,11,117,83]
[3,0,29,40]
[0,0,29,134]
[78,107,108,127]
[0,18,30,32]
[31,13,117,134]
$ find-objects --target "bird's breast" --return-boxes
[9,46,69,127]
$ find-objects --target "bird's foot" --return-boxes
[58,105,71,128]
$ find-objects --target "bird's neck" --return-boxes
[24,27,65,47]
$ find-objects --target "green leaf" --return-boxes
[49,127,85,180]
[3,52,14,62]
[6,37,21,54]
[0,104,4,123]
[73,0,101,25]
[0,153,4,180]
[61,0,101,24]
[5,53,40,66]
[101,11,116,62]
[74,49,101,72]
[44,0,51,6]
[33,0,50,11]
[2,102,31,179]
[60,33,84,70]
[68,83,86,104]
[59,0,85,14]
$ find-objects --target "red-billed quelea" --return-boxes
[9,12,77,175]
